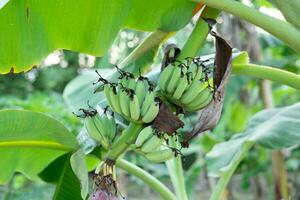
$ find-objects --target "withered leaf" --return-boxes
[212,31,232,89]
[152,102,184,135]
[182,32,232,145]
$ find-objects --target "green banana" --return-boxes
[92,114,107,137]
[107,116,117,141]
[118,77,130,88]
[84,116,110,149]
[108,86,122,114]
[135,79,149,107]
[129,94,140,121]
[104,84,114,109]
[141,135,164,153]
[177,65,202,103]
[185,88,213,111]
[141,92,155,116]
[158,64,173,92]
[172,74,188,100]
[142,101,159,123]
[180,79,207,105]
[118,89,130,117]
[145,148,174,163]
[98,114,116,141]
[135,126,153,147]
[187,62,199,80]
[166,65,181,94]
[128,78,137,90]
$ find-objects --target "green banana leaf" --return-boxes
[0,109,79,184]
[206,102,300,176]
[0,0,196,74]
[39,151,89,200]
[270,0,300,29]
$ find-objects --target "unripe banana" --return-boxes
[187,62,199,80]
[144,148,174,163]
[135,126,153,147]
[141,135,164,153]
[92,115,107,137]
[166,65,181,94]
[142,101,159,123]
[104,84,114,109]
[129,94,140,121]
[84,116,110,149]
[119,89,130,116]
[135,79,148,107]
[185,88,213,111]
[118,77,130,88]
[141,92,155,116]
[158,64,173,92]
[128,78,137,90]
[108,86,122,114]
[190,64,203,82]
[172,74,189,100]
[180,80,207,105]
[99,114,117,141]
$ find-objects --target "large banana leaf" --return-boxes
[0,109,79,184]
[270,0,300,29]
[0,0,196,74]
[206,102,300,176]
[125,0,195,31]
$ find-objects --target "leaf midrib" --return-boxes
[0,140,75,151]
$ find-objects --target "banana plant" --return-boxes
[1,0,300,200]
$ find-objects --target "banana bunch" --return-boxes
[84,111,116,149]
[103,75,159,124]
[158,60,213,112]
[135,126,175,163]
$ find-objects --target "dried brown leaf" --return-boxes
[152,102,184,135]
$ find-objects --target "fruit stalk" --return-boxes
[116,159,177,200]
[106,123,143,160]
[178,7,220,59]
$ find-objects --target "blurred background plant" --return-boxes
[0,0,300,199]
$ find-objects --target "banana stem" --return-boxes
[178,7,220,60]
[106,123,143,160]
[190,0,300,53]
[116,159,177,200]
[166,138,188,200]
[232,63,300,90]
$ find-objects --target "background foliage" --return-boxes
[0,0,300,199]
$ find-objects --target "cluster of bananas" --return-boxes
[134,126,176,163]
[98,70,159,124]
[83,108,117,149]
[158,59,214,112]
